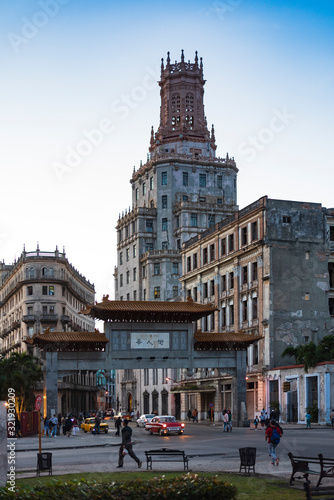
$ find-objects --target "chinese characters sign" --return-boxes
[131,332,169,349]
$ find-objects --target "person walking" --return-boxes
[94,414,101,435]
[260,408,266,430]
[187,409,192,421]
[115,416,122,436]
[43,416,50,437]
[227,409,232,432]
[265,419,282,466]
[254,415,259,430]
[50,415,58,437]
[117,419,142,469]
[330,409,334,430]
[223,411,229,432]
[192,408,198,423]
[65,416,73,437]
[305,411,311,429]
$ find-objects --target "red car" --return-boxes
[145,415,185,436]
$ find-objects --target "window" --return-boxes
[210,243,215,261]
[162,195,167,208]
[126,248,130,262]
[27,286,33,296]
[172,262,178,275]
[120,274,123,287]
[133,245,136,258]
[176,215,180,228]
[243,299,248,322]
[125,225,128,238]
[242,265,248,284]
[252,297,258,319]
[241,226,248,246]
[221,307,226,327]
[146,219,153,232]
[210,279,215,296]
[203,247,208,265]
[150,177,153,190]
[42,286,47,295]
[162,218,168,231]
[229,233,234,252]
[217,198,222,205]
[120,252,123,265]
[191,213,197,227]
[193,253,197,269]
[161,171,167,185]
[208,214,215,227]
[183,195,188,201]
[229,272,234,290]
[193,287,198,301]
[150,200,154,208]
[135,188,139,201]
[329,298,334,316]
[186,256,191,272]
[126,271,130,284]
[162,241,168,249]
[27,306,33,315]
[142,266,146,278]
[177,239,181,249]
[142,183,146,195]
[251,221,258,241]
[42,267,48,276]
[146,242,153,251]
[199,173,206,187]
[143,289,146,300]
[229,304,234,325]
[48,286,54,296]
[154,287,160,299]
[133,268,137,281]
[283,215,291,224]
[154,263,160,275]
[252,262,258,281]
[217,175,222,189]
[173,286,178,298]
[199,196,206,203]
[183,172,189,186]
[62,286,65,297]
[127,293,130,301]
[221,275,226,292]
[133,290,137,300]
[203,282,208,299]
[132,221,136,233]
[221,238,226,256]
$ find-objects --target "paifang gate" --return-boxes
[26,297,261,426]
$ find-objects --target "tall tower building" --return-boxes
[114,51,238,302]
[114,51,239,416]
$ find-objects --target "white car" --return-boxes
[136,414,155,427]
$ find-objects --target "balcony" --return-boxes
[61,315,70,324]
[11,320,21,330]
[40,314,58,323]
[23,315,36,324]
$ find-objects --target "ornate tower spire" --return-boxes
[150,51,211,154]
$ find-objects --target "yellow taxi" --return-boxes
[81,417,109,433]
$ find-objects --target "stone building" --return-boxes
[179,196,334,422]
[0,246,98,415]
[113,50,239,415]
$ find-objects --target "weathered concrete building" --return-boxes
[180,196,334,422]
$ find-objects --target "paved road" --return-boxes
[11,422,334,479]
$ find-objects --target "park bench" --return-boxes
[144,448,189,470]
[288,453,334,487]
[304,482,334,500]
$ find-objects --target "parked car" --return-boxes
[145,415,185,436]
[115,411,132,421]
[81,418,109,433]
[136,414,155,427]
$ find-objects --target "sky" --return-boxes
[1,0,333,302]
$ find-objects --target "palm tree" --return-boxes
[0,352,43,414]
[282,335,334,373]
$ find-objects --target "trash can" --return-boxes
[239,447,256,473]
[37,452,52,476]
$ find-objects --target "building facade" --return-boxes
[180,197,334,421]
[0,246,98,416]
[113,51,239,415]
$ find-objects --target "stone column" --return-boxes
[232,350,249,427]
[0,402,6,487]
[45,352,58,417]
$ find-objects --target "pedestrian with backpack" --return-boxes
[265,419,282,466]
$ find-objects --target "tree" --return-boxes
[0,352,43,414]
[282,335,334,373]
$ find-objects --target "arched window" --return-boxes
[29,267,35,278]
[42,267,48,276]
[185,93,194,112]
[25,268,29,280]
[171,93,181,129]
[49,268,54,278]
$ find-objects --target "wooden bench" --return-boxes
[304,482,334,500]
[288,453,334,487]
[145,448,189,471]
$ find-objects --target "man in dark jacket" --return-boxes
[115,416,122,436]
[117,419,142,468]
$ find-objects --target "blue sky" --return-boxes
[1,0,333,300]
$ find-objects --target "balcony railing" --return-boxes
[40,314,58,323]
[23,315,36,323]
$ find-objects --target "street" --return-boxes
[12,422,334,478]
